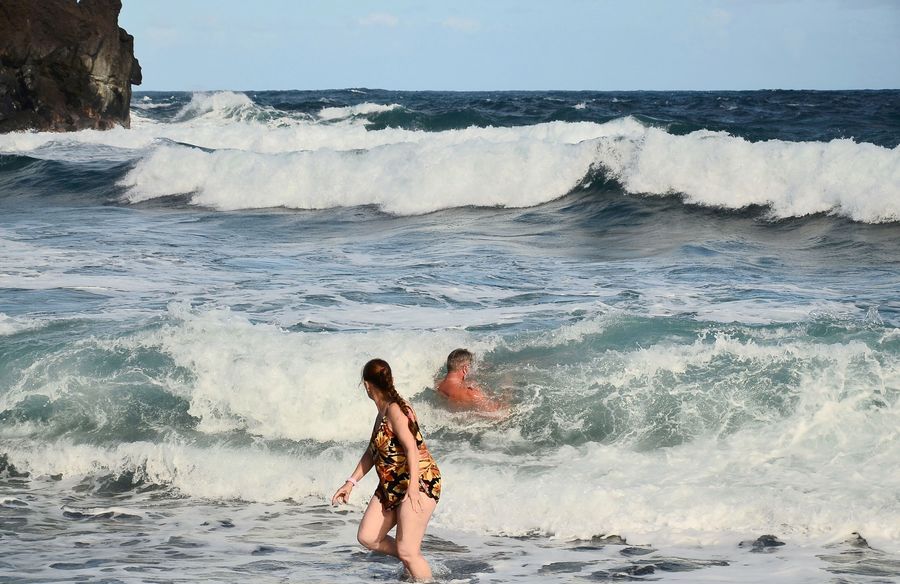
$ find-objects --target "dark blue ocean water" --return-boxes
[1,90,899,583]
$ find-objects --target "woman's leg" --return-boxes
[395,495,438,581]
[357,496,398,557]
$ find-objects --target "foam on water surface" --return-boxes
[2,459,897,583]
[1,91,897,221]
[2,306,897,549]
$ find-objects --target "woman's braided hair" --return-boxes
[362,358,412,418]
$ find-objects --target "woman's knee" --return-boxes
[396,541,422,563]
[357,529,381,550]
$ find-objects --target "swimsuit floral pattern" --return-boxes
[369,409,441,510]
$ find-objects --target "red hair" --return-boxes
[362,358,412,416]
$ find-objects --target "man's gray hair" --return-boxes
[446,348,473,372]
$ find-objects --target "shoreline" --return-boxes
[3,473,899,583]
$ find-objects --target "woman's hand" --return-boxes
[331,481,353,506]
[403,484,424,513]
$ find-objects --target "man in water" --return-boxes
[436,348,503,412]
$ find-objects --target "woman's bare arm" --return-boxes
[331,432,375,505]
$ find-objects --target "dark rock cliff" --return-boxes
[0,0,142,132]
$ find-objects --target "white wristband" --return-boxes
[345,477,358,487]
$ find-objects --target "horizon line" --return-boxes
[132,86,900,93]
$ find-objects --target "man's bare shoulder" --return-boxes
[437,377,469,400]
[437,377,496,407]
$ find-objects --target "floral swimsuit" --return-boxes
[368,409,442,510]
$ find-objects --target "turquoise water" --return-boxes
[1,90,899,582]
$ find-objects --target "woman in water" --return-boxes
[331,358,442,581]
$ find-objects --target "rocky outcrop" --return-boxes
[0,0,142,132]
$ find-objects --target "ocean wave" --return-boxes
[1,90,898,222]
[61,505,143,520]
[3,303,896,447]
[0,93,618,157]
[97,304,479,442]
[132,101,175,111]
[0,440,348,502]
[117,121,900,221]
[1,304,898,542]
[601,129,900,223]
[118,133,602,214]
[172,91,291,124]
[2,358,898,545]
[317,102,402,121]
[0,313,44,336]
[484,315,900,449]
[0,151,39,165]
[0,301,484,443]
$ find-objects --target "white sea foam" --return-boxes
[124,303,487,441]
[435,330,899,546]
[61,505,143,519]
[0,468,868,584]
[317,102,402,121]
[3,311,897,550]
[119,136,601,214]
[0,98,625,156]
[688,298,855,325]
[0,213,863,330]
[599,128,900,223]
[0,313,42,336]
[1,90,897,221]
[132,99,173,110]
[3,359,897,551]
[132,102,171,110]
[1,440,356,502]
[0,228,219,297]
[173,91,277,123]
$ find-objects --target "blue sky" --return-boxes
[120,0,900,91]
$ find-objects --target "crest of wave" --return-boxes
[598,128,900,223]
[172,91,304,126]
[317,102,402,121]
[119,117,900,222]
[124,304,482,442]
[118,117,645,214]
